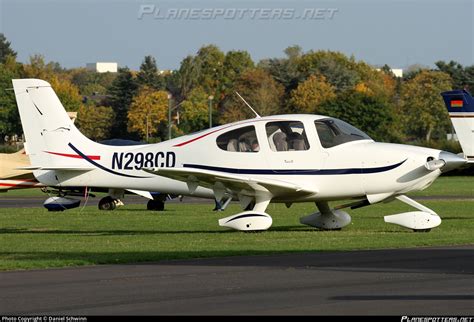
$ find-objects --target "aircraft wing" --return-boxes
[144,167,318,198]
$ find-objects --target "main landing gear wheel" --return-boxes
[147,199,165,211]
[413,228,432,233]
[98,196,116,211]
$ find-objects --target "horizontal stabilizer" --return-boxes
[15,166,41,171]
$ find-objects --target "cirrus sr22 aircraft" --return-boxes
[12,79,467,232]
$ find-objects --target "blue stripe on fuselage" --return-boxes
[183,159,406,175]
[68,143,151,178]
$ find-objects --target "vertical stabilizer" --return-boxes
[440,89,474,162]
[12,79,102,168]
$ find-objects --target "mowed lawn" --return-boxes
[0,176,472,271]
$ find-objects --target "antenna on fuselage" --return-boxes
[235,91,261,118]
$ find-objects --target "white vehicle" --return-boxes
[13,79,467,231]
[441,89,474,163]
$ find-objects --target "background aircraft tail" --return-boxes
[12,79,107,168]
[440,89,474,163]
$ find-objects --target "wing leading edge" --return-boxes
[143,167,318,199]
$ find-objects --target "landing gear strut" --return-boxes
[218,194,273,231]
[384,195,441,231]
[300,201,352,230]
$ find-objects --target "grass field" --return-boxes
[0,176,472,271]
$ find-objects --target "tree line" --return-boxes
[0,33,472,150]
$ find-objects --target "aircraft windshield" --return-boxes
[314,118,371,148]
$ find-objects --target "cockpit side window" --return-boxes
[265,121,310,152]
[314,118,372,148]
[216,126,259,152]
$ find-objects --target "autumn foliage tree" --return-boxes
[289,74,336,113]
[1,37,470,147]
[49,75,83,111]
[400,70,452,142]
[127,87,168,141]
[219,69,284,123]
[76,105,115,141]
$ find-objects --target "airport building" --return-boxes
[376,67,403,78]
[86,62,118,73]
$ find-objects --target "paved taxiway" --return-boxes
[1,246,473,315]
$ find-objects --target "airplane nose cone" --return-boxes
[439,151,467,173]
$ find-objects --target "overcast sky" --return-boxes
[0,0,472,70]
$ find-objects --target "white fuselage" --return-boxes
[33,115,443,203]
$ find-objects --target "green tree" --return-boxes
[289,74,336,113]
[180,87,211,133]
[0,33,17,64]
[259,45,304,93]
[127,87,168,141]
[71,68,117,95]
[435,60,474,93]
[194,44,225,96]
[220,68,284,123]
[176,55,199,99]
[23,54,64,79]
[221,50,254,95]
[108,68,138,138]
[137,55,164,90]
[296,50,361,91]
[319,90,398,142]
[22,55,82,110]
[76,105,115,141]
[163,70,181,100]
[0,65,21,138]
[175,45,225,100]
[400,70,453,142]
[403,64,430,81]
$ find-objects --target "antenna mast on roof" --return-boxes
[235,91,261,118]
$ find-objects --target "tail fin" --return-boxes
[440,89,474,163]
[12,79,103,168]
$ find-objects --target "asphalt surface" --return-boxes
[1,246,473,315]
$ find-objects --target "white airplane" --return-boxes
[12,79,467,231]
[441,89,474,163]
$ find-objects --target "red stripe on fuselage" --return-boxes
[173,118,285,147]
[45,151,101,160]
[173,128,226,147]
